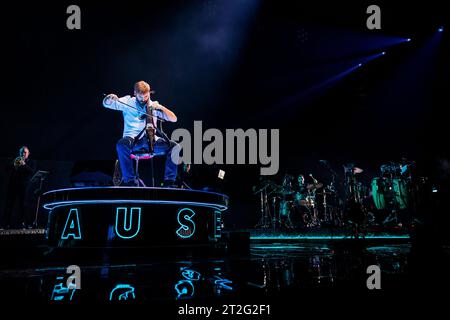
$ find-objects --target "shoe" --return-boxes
[163,180,178,188]
[121,180,138,187]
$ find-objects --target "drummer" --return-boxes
[295,174,315,207]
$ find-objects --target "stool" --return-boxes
[130,152,155,187]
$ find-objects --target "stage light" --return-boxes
[381,51,386,55]
[358,63,362,67]
[406,38,411,42]
[438,26,444,32]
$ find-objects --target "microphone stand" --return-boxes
[320,160,340,226]
[254,182,275,229]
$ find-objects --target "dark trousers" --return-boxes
[116,136,180,183]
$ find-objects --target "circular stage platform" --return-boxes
[41,187,229,248]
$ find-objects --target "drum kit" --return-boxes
[369,161,415,225]
[255,159,418,230]
[254,173,341,229]
[371,163,411,210]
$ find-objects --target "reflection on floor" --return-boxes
[0,242,422,302]
[1,226,449,304]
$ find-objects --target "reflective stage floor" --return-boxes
[1,232,449,308]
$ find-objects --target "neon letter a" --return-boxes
[61,209,82,240]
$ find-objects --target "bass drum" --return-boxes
[392,178,409,210]
[371,177,386,210]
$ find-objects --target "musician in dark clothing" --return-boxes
[293,174,313,227]
[1,146,35,229]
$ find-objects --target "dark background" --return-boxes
[1,0,449,228]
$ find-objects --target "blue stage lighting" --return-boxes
[406,38,411,42]
[358,63,362,67]
[382,52,386,55]
[438,27,444,32]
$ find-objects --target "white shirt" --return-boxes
[103,95,169,140]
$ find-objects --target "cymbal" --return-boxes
[273,186,295,195]
[353,167,364,174]
[306,183,323,190]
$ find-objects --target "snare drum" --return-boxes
[304,195,315,207]
[295,192,315,207]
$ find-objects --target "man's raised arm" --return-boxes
[152,101,177,122]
